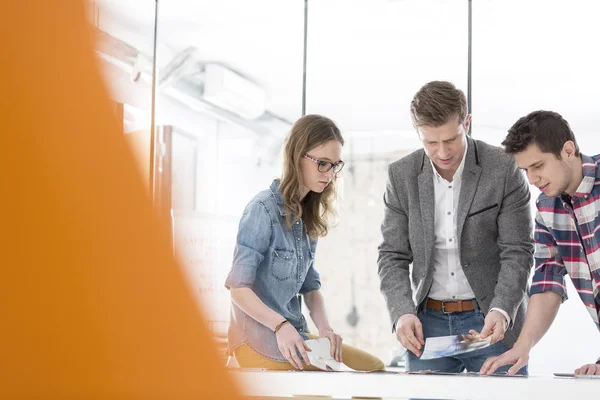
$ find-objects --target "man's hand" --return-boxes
[319,328,343,362]
[476,310,508,344]
[480,343,530,375]
[575,363,600,375]
[395,314,425,357]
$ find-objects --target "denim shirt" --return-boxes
[225,180,321,361]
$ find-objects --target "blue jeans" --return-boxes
[406,303,528,375]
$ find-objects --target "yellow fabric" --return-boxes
[234,333,385,371]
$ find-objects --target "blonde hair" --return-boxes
[279,114,344,239]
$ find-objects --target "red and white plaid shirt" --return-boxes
[531,154,600,330]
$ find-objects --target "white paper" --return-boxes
[305,338,355,371]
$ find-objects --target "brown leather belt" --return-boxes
[426,298,475,313]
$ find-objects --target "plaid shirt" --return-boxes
[531,154,600,330]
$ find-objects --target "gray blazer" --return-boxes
[378,137,534,347]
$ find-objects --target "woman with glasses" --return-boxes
[225,114,384,371]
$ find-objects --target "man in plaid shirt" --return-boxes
[480,110,600,376]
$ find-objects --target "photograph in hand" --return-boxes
[420,334,492,360]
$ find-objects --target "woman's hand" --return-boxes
[319,328,343,362]
[275,323,311,370]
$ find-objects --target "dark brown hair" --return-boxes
[502,110,580,158]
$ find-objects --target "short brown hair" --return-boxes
[410,81,468,129]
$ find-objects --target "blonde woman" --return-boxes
[225,114,384,371]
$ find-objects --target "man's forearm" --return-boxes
[490,255,533,321]
[514,291,562,349]
[378,256,416,326]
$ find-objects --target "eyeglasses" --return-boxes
[303,153,345,174]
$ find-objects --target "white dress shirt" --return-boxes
[427,142,509,325]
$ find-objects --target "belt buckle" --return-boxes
[441,300,449,314]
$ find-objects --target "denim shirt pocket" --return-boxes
[270,248,296,280]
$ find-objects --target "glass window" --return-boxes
[154,1,305,354]
[307,0,469,364]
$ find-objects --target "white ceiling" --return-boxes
[96,0,600,150]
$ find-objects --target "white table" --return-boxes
[230,370,598,399]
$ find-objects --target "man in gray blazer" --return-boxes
[378,81,534,373]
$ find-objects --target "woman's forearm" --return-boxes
[230,287,286,331]
[303,290,332,332]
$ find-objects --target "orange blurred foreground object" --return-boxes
[0,1,240,398]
